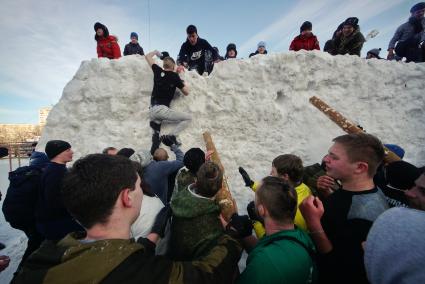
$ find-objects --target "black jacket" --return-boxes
[123,42,145,56]
[177,38,217,74]
[35,162,83,240]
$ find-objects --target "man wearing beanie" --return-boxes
[387,2,425,62]
[36,140,83,240]
[225,43,237,59]
[289,21,320,51]
[329,17,365,56]
[123,32,145,56]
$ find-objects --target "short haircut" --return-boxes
[272,154,304,184]
[333,133,385,177]
[153,148,168,161]
[196,161,223,198]
[186,25,197,34]
[163,57,176,70]
[102,146,117,154]
[62,154,137,229]
[256,176,297,223]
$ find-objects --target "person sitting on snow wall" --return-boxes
[94,22,121,59]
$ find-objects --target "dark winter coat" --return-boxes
[35,162,83,240]
[123,42,145,56]
[249,50,268,58]
[289,34,320,51]
[331,28,366,56]
[96,36,121,59]
[12,232,242,284]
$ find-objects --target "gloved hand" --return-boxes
[151,205,172,238]
[160,135,176,147]
[225,213,253,239]
[247,201,264,224]
[239,167,254,187]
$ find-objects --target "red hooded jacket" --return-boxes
[96,35,121,59]
[289,34,320,51]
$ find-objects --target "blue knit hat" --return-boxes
[384,144,405,159]
[130,32,138,40]
[30,151,49,167]
[257,41,266,48]
[410,2,425,13]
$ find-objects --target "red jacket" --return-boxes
[289,34,320,51]
[96,35,121,59]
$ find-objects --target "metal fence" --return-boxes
[0,142,35,171]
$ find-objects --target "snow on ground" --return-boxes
[2,51,425,282]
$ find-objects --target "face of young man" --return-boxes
[258,46,266,54]
[187,33,198,45]
[131,37,138,44]
[323,142,356,181]
[130,174,143,222]
[413,8,425,19]
[55,148,74,164]
[405,174,425,210]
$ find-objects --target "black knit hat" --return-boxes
[117,148,135,158]
[184,148,205,174]
[300,21,312,33]
[45,140,71,160]
[411,2,425,13]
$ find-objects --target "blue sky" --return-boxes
[0,0,418,124]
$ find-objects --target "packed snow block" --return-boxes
[37,51,425,213]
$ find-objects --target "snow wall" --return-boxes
[38,51,425,210]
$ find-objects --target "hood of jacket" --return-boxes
[171,185,220,218]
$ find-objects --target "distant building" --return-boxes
[39,107,51,126]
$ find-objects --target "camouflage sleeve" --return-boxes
[169,234,242,284]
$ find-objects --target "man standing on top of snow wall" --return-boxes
[145,51,191,155]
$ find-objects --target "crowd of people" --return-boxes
[94,2,425,71]
[1,131,424,283]
[0,2,424,284]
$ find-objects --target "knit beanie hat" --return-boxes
[117,148,135,158]
[385,161,421,190]
[184,148,206,174]
[30,151,49,167]
[45,140,71,160]
[130,32,138,40]
[384,144,405,159]
[257,41,266,48]
[0,147,8,158]
[367,48,382,59]
[300,21,313,33]
[410,2,425,13]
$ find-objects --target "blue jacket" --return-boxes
[143,145,184,204]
